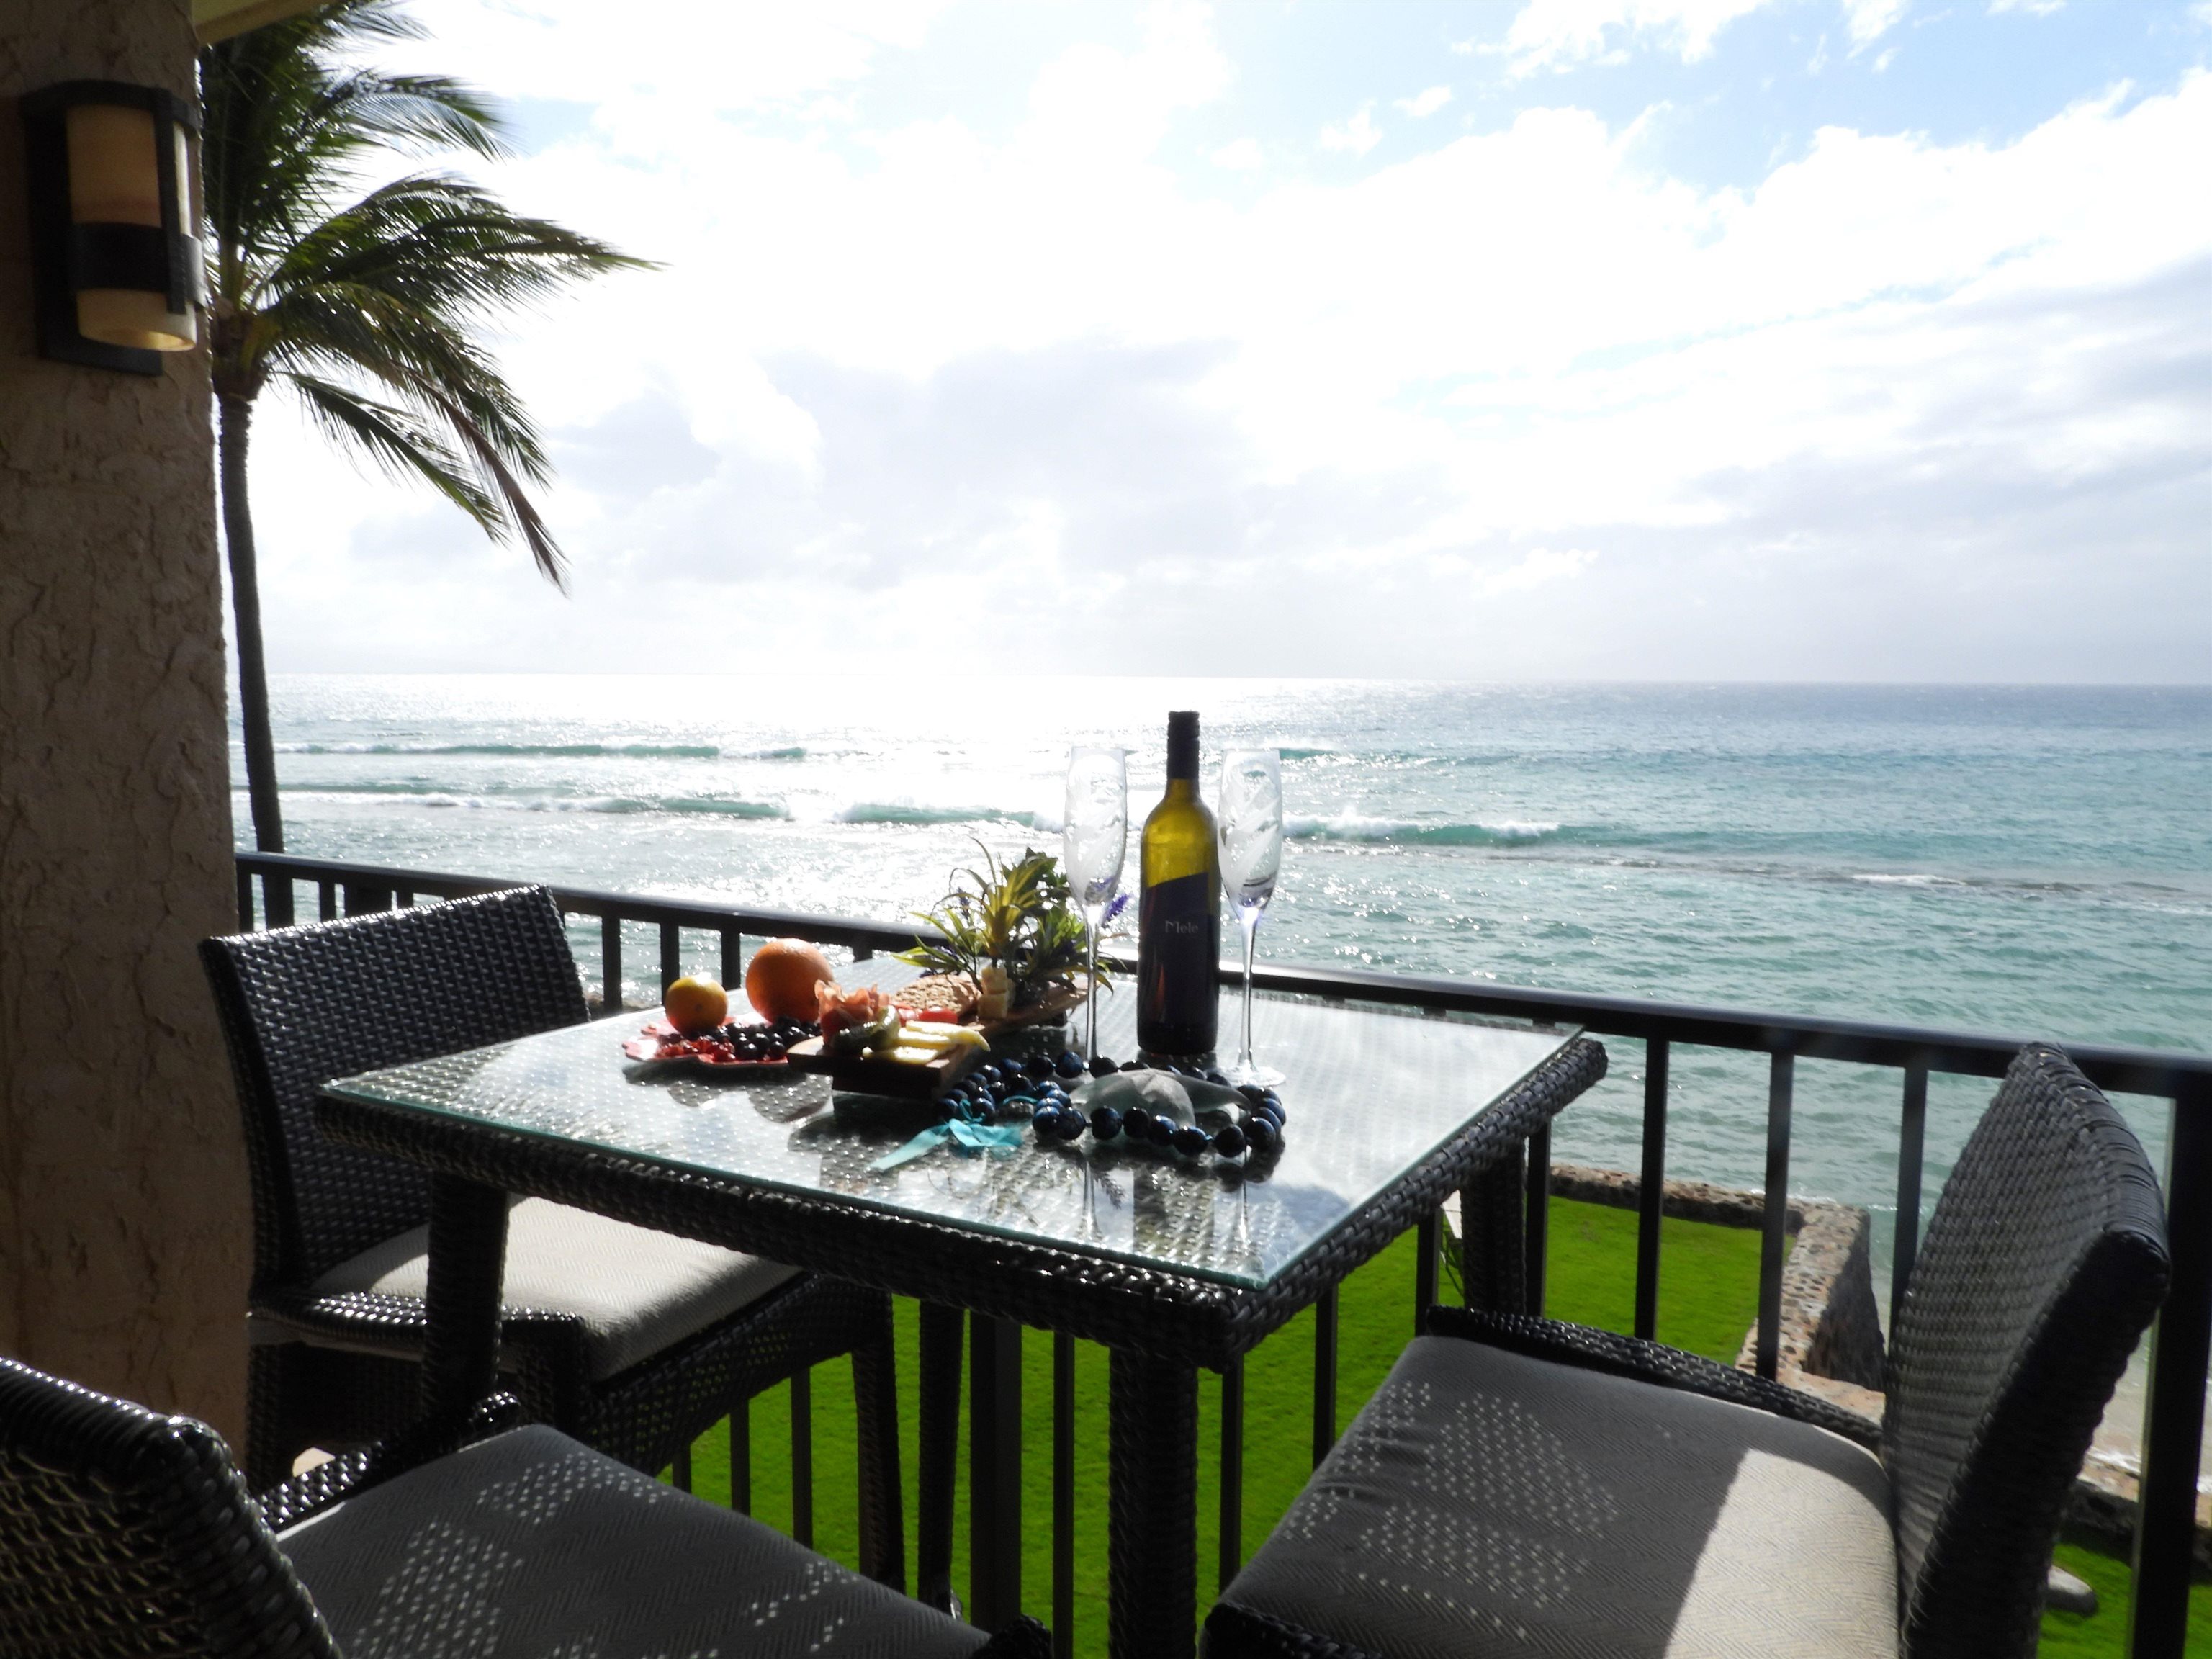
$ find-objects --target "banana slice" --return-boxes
[893,1022,988,1053]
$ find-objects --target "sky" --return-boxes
[238,0,2212,681]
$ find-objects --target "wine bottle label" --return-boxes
[1138,870,1219,1056]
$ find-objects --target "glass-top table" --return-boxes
[316,969,1606,1659]
[324,989,1578,1293]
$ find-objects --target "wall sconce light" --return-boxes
[20,80,204,375]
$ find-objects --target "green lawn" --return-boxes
[667,1196,2205,1655]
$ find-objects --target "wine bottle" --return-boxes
[1138,710,1220,1057]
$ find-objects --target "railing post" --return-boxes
[790,1367,813,1547]
[1635,1038,1669,1339]
[1219,1356,1245,1595]
[721,928,742,998]
[1523,1122,1550,1316]
[341,881,390,916]
[601,916,622,1012]
[317,879,336,922]
[1756,1051,1794,1381]
[1891,1064,1928,1331]
[730,1392,750,1514]
[1414,1210,1439,1333]
[917,1303,963,1616]
[1312,1285,1339,1468]
[969,1316,1022,1630]
[2127,1092,2212,1659]
[264,873,295,928]
[660,922,681,1000]
[235,864,254,931]
[1054,1330,1076,1658]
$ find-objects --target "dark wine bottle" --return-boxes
[1138,710,1220,1057]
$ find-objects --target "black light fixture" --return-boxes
[20,80,204,375]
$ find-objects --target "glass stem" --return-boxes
[1238,907,1261,1074]
[1084,904,1103,1060]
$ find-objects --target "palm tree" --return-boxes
[200,0,648,854]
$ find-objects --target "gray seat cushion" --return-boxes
[1217,1335,1897,1658]
[281,1424,987,1658]
[312,1196,800,1380]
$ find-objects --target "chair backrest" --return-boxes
[1882,1043,2169,1657]
[200,886,590,1290]
[0,1354,338,1657]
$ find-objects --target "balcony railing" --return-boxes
[235,848,2212,1658]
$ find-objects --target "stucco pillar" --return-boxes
[0,0,249,1444]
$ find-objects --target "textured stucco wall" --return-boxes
[1,0,249,1443]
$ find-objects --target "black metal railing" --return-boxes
[234,850,2212,1658]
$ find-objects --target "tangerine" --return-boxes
[663,976,729,1036]
[746,938,835,1022]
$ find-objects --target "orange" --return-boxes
[663,976,729,1036]
[746,938,835,1021]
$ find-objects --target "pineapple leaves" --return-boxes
[900,841,1107,1008]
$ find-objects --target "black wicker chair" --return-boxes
[0,1354,1048,1657]
[1204,1043,2171,1659]
[199,885,904,1585]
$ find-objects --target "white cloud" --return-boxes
[1395,85,1453,119]
[1318,104,1382,155]
[1212,136,1264,170]
[1843,0,1907,46]
[1498,0,1907,73]
[1501,0,1771,72]
[242,5,2212,682]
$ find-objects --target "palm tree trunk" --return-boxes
[217,391,287,862]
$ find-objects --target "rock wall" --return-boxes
[1547,1162,1887,1391]
[0,0,250,1442]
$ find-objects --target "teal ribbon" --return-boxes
[871,1118,1025,1172]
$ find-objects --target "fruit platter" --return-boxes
[620,952,822,1075]
[620,1015,818,1072]
[784,984,991,1100]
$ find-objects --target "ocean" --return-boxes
[244,675,2208,1319]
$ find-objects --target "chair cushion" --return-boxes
[280,1424,986,1658]
[312,1196,800,1380]
[1218,1335,1897,1659]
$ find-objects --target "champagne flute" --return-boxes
[1062,746,1128,1061]
[1217,748,1284,1087]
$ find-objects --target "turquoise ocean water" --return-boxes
[244,675,2208,1320]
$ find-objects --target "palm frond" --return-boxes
[286,373,500,528]
[205,0,649,593]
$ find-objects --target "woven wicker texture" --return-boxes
[1208,1043,2169,1659]
[1882,1042,2170,1657]
[202,886,588,1287]
[202,888,906,1589]
[317,1037,1607,1370]
[0,1359,1043,1658]
[281,1424,991,1658]
[0,1354,338,1658]
[1214,1335,1895,1659]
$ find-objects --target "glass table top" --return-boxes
[323,979,1577,1292]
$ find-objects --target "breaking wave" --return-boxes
[1285,813,1566,846]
